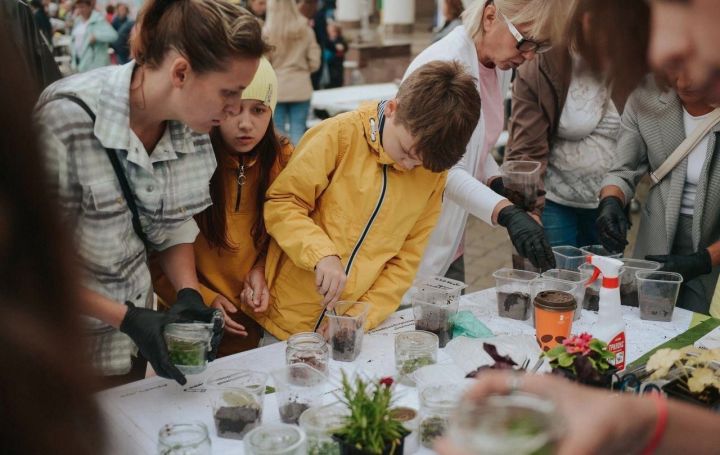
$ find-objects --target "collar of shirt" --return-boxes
[93,61,199,165]
[359,100,406,172]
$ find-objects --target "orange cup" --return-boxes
[533,290,576,352]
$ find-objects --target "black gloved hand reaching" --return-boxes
[596,196,630,254]
[646,250,712,283]
[119,302,187,385]
[170,288,224,361]
[498,205,556,270]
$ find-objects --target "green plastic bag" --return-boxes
[452,310,493,339]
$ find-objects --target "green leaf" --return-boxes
[557,352,574,368]
[544,346,566,359]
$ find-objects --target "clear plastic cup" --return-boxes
[244,424,306,455]
[206,370,268,440]
[551,246,586,271]
[637,271,683,322]
[500,160,542,212]
[271,364,328,425]
[164,322,214,375]
[448,393,561,455]
[492,268,540,321]
[413,275,467,305]
[411,276,465,348]
[395,330,439,385]
[538,271,588,321]
[298,403,348,455]
[157,422,212,455]
[328,301,369,362]
[578,263,602,311]
[580,244,623,259]
[619,259,661,307]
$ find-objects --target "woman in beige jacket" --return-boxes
[264,0,321,145]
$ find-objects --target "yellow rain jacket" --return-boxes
[153,143,293,311]
[254,101,447,339]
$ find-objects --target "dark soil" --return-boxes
[497,291,531,320]
[639,295,675,321]
[415,307,453,347]
[279,401,310,425]
[505,186,537,212]
[214,405,261,439]
[332,327,360,361]
[288,354,328,375]
[620,282,639,307]
[583,287,600,311]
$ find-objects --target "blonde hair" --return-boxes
[263,0,308,46]
[462,0,576,44]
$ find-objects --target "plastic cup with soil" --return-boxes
[551,246,586,272]
[533,290,576,352]
[164,322,214,375]
[637,271,683,322]
[541,270,591,321]
[500,160,541,212]
[395,331,439,385]
[412,295,460,348]
[493,268,540,321]
[271,363,328,425]
[619,258,661,307]
[328,301,368,362]
[578,264,601,311]
[206,370,268,440]
[448,393,561,455]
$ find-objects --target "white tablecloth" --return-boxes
[98,288,694,454]
[310,83,399,115]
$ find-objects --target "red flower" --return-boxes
[379,376,394,388]
[562,332,592,356]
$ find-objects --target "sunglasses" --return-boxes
[501,13,552,55]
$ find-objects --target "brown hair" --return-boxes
[444,0,464,21]
[131,0,272,73]
[395,60,481,172]
[0,26,103,455]
[196,121,289,252]
[568,0,650,99]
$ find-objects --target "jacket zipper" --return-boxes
[344,164,388,276]
[313,164,388,332]
[235,158,246,212]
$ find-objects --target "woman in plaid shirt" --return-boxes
[35,0,270,386]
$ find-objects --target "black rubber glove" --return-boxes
[119,302,187,385]
[646,250,712,283]
[170,288,224,361]
[498,205,556,270]
[596,196,630,254]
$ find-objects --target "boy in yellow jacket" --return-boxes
[255,60,482,340]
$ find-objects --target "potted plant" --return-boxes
[542,333,617,388]
[333,372,409,455]
[646,347,720,409]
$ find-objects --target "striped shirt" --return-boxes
[35,62,216,375]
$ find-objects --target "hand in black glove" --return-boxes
[119,302,186,385]
[170,288,224,361]
[646,250,712,283]
[498,205,556,270]
[596,196,630,254]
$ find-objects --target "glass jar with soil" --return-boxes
[286,332,330,375]
[492,268,539,321]
[619,258,661,307]
[244,424,307,455]
[272,363,329,425]
[394,331,438,385]
[157,422,212,455]
[328,301,369,362]
[164,322,214,375]
[299,403,348,455]
[419,384,464,449]
[448,393,561,454]
[206,369,268,440]
[637,271,683,321]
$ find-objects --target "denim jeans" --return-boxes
[274,100,310,146]
[541,199,600,248]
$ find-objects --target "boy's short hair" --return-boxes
[395,60,481,172]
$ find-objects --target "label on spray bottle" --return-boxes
[607,332,626,370]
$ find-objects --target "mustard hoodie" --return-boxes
[255,101,447,339]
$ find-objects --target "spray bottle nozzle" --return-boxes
[585,255,623,289]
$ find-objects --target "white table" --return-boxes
[98,289,695,454]
[310,83,399,116]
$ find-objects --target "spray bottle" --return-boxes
[586,255,626,370]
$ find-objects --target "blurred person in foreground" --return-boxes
[0,26,104,455]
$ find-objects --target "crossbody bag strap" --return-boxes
[650,108,720,186]
[52,93,150,246]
